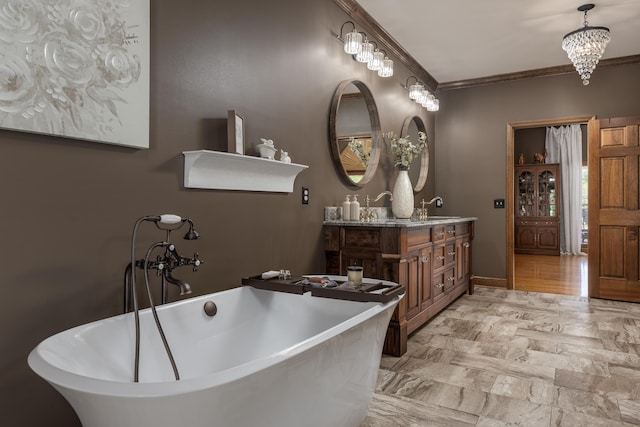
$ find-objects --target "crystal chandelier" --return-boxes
[562,4,610,86]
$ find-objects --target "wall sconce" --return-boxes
[367,43,383,71]
[355,36,374,63]
[405,76,439,111]
[337,21,393,78]
[341,22,362,55]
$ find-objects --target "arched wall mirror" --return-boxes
[401,115,429,193]
[329,79,381,187]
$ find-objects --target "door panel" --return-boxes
[590,116,640,302]
[600,158,625,208]
[600,226,625,278]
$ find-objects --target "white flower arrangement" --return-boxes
[386,131,427,170]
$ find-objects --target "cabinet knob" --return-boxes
[421,255,430,262]
[447,276,454,281]
[463,242,470,248]
[436,283,444,289]
[436,255,445,261]
[447,251,456,256]
[447,230,455,235]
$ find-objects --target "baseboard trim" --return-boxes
[471,276,508,290]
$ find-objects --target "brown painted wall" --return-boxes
[435,63,640,278]
[0,1,435,425]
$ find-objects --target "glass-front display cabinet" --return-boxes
[515,164,561,255]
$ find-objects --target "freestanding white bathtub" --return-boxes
[28,276,402,427]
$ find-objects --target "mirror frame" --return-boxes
[400,115,429,193]
[329,79,382,187]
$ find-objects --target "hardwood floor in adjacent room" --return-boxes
[515,254,588,297]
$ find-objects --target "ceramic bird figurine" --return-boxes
[280,149,291,163]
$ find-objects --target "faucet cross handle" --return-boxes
[191,252,203,272]
[421,199,427,210]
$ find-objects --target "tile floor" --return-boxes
[361,287,640,426]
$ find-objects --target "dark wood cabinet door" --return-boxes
[404,255,421,321]
[419,247,433,310]
[537,226,559,251]
[516,225,538,250]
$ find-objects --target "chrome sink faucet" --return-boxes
[422,196,443,219]
[374,191,393,202]
[361,192,394,222]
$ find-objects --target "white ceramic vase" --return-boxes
[391,169,414,219]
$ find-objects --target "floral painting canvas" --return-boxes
[0,0,149,148]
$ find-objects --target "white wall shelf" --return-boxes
[183,150,308,193]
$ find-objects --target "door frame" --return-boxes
[506,115,596,289]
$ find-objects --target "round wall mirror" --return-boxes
[401,116,429,193]
[329,79,381,187]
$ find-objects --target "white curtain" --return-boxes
[545,124,584,255]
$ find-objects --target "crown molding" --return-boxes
[437,54,640,91]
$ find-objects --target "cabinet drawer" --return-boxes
[445,225,456,240]
[343,228,381,249]
[407,227,432,250]
[432,226,446,243]
[445,243,456,266]
[444,268,455,292]
[455,223,470,237]
[433,245,446,270]
[433,271,446,300]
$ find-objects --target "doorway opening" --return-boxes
[506,116,595,297]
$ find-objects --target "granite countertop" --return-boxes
[323,216,477,228]
[323,207,477,228]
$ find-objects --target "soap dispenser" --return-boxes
[342,195,351,221]
[350,195,360,221]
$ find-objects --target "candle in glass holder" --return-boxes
[347,266,363,284]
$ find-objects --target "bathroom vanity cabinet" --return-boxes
[324,217,475,356]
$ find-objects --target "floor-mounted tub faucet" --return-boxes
[124,214,204,383]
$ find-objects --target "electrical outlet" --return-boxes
[494,198,505,208]
[302,187,309,204]
[435,198,443,208]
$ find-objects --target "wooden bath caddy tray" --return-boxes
[241,275,404,303]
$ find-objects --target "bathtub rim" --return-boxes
[28,278,403,398]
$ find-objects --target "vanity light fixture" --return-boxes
[340,21,362,55]
[405,76,439,112]
[367,44,384,71]
[378,55,393,77]
[355,36,374,63]
[337,21,393,78]
[406,77,424,100]
[562,4,611,85]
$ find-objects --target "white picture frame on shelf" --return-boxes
[227,110,245,155]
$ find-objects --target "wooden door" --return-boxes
[589,116,640,301]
